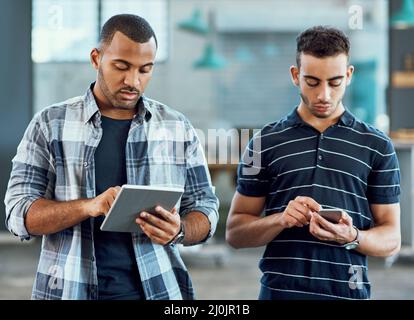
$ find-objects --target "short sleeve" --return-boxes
[366,139,400,204]
[236,133,270,197]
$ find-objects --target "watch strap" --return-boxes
[168,221,185,245]
[344,226,360,250]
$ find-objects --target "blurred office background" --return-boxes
[1,0,414,299]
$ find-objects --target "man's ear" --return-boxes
[90,48,100,70]
[290,65,300,86]
[346,65,354,86]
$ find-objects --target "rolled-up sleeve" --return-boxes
[179,121,219,244]
[4,114,55,241]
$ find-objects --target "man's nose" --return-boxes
[317,83,331,102]
[123,70,140,90]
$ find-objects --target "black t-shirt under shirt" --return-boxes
[93,115,145,300]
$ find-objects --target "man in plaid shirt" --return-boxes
[4,14,218,300]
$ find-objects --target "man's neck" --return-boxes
[297,102,345,133]
[92,83,137,120]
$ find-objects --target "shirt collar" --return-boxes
[284,107,307,127]
[337,108,355,126]
[285,106,355,128]
[84,82,152,124]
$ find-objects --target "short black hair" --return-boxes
[99,14,157,50]
[296,26,350,67]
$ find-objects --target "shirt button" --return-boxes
[91,256,95,262]
[83,161,88,167]
[318,155,323,160]
[320,134,324,140]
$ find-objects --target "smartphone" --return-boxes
[318,209,343,223]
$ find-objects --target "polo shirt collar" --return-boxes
[285,106,355,128]
[337,108,355,127]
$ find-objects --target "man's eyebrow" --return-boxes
[327,75,345,81]
[303,75,320,81]
[141,62,154,68]
[112,59,131,65]
[303,75,345,81]
[112,59,154,68]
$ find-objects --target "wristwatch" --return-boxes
[169,222,185,245]
[344,226,360,250]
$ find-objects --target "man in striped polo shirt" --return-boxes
[226,26,401,300]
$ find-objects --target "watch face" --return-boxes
[345,242,358,250]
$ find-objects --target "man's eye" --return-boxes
[329,80,343,87]
[306,80,319,87]
[115,64,128,71]
[141,67,152,74]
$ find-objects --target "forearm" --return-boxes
[25,198,91,236]
[226,213,285,249]
[356,224,401,257]
[181,211,211,246]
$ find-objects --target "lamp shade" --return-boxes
[177,8,209,35]
[194,43,226,69]
[391,0,414,29]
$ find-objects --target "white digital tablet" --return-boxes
[100,184,184,233]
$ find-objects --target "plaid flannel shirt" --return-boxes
[4,85,219,300]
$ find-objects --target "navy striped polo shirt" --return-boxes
[237,107,400,300]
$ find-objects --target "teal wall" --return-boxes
[350,60,378,125]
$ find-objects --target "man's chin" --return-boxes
[312,112,331,119]
[113,101,138,110]
[310,106,335,119]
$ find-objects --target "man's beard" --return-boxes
[98,68,140,110]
